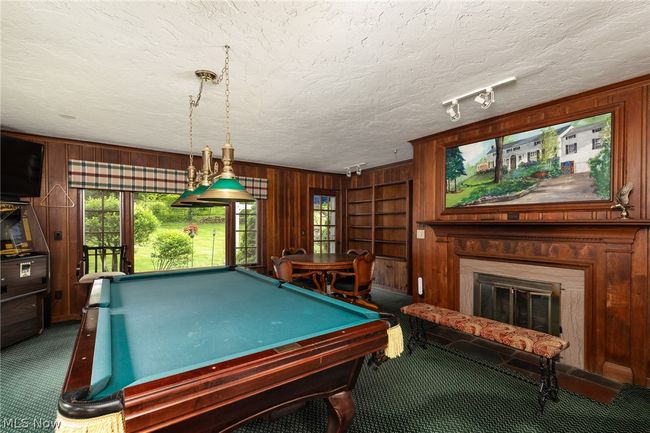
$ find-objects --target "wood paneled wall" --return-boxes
[409,74,650,385]
[346,161,414,189]
[1,132,344,322]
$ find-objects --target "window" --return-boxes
[592,138,603,149]
[527,151,539,162]
[533,140,541,146]
[565,134,576,140]
[132,192,226,272]
[565,143,578,154]
[83,190,121,246]
[312,194,336,254]
[235,201,258,265]
[592,127,602,133]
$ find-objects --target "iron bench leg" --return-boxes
[406,317,432,354]
[406,316,418,354]
[538,356,559,413]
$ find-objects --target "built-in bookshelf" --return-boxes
[346,180,411,293]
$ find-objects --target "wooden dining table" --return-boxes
[284,253,355,292]
[284,253,355,271]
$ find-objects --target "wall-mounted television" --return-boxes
[1,136,44,201]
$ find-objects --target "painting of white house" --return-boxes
[445,113,612,208]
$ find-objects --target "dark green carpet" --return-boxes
[2,288,649,433]
[1,322,78,432]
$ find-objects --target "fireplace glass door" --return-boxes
[474,273,561,336]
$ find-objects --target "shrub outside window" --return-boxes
[132,193,226,272]
[235,201,258,265]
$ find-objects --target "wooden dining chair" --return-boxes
[271,256,322,292]
[346,249,369,256]
[281,247,307,257]
[335,249,369,287]
[329,253,375,300]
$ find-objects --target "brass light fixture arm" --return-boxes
[198,45,237,183]
[185,69,221,189]
[218,45,237,181]
[193,69,221,108]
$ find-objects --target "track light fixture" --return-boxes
[343,163,366,177]
[441,76,516,121]
[474,87,494,109]
[445,100,461,122]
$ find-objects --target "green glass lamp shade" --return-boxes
[171,185,224,208]
[170,189,196,207]
[185,184,227,207]
[199,177,255,202]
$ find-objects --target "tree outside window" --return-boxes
[313,194,336,254]
[132,193,226,272]
[235,201,257,265]
[83,190,121,246]
[82,191,258,272]
[82,190,122,273]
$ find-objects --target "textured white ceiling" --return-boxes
[2,1,649,172]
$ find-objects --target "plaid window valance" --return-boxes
[68,160,268,199]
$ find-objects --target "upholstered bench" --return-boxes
[401,303,570,412]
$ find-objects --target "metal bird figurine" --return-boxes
[610,182,633,219]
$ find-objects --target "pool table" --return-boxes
[58,267,390,433]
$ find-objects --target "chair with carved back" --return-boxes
[281,247,307,257]
[271,256,322,292]
[337,249,369,286]
[329,253,375,300]
[346,249,369,257]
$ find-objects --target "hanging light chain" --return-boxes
[223,45,231,145]
[188,95,195,166]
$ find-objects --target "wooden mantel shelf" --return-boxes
[417,219,649,247]
[418,219,650,227]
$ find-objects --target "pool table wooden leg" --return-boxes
[325,390,355,433]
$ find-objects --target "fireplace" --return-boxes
[459,258,583,368]
[421,221,648,384]
[473,273,561,336]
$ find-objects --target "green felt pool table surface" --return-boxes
[88,266,381,399]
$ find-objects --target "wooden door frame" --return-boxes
[309,188,342,254]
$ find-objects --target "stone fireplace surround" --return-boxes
[459,258,584,369]
[419,220,648,384]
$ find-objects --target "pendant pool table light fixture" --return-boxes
[171,70,227,207]
[198,45,255,203]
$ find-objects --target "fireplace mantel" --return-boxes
[415,219,648,385]
[418,220,649,247]
[418,219,650,227]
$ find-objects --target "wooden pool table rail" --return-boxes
[59,305,389,433]
[59,307,125,418]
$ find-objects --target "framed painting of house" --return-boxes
[444,112,613,209]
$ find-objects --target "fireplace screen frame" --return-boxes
[473,273,561,336]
